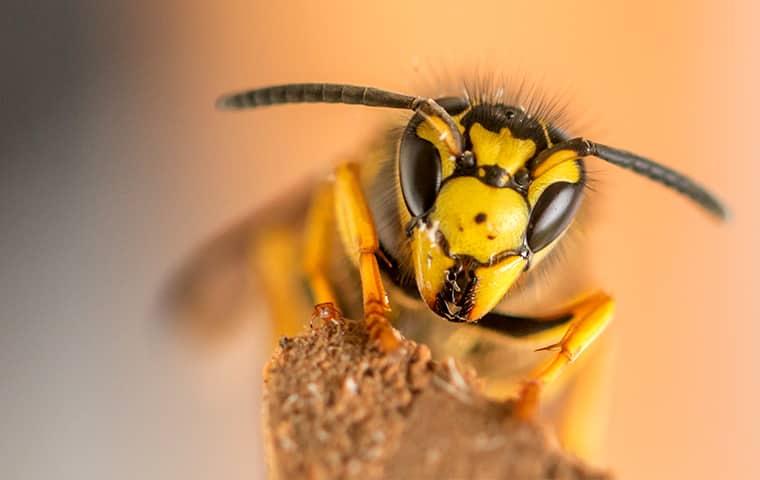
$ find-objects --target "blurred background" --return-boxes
[2,1,758,479]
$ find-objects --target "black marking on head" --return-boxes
[440,162,528,192]
[474,213,487,224]
[482,165,510,187]
[461,104,528,134]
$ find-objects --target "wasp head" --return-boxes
[399,101,585,322]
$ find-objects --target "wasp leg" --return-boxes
[333,163,401,352]
[553,333,615,464]
[250,227,311,343]
[302,182,340,307]
[515,291,615,420]
[253,183,346,344]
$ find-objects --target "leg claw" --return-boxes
[310,302,343,328]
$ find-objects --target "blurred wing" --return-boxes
[160,209,265,340]
[160,184,313,342]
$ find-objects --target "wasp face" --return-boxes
[400,102,585,322]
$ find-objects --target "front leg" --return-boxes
[333,163,401,352]
[515,291,615,419]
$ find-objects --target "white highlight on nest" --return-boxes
[343,376,358,395]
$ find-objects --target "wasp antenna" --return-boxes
[217,83,464,154]
[216,83,419,111]
[590,142,729,220]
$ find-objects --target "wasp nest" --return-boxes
[263,309,611,480]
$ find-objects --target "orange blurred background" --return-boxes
[2,1,757,479]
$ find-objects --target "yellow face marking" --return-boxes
[430,176,529,264]
[467,255,527,320]
[532,148,579,178]
[469,123,536,175]
[528,160,582,207]
[411,226,455,308]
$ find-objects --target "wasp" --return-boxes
[166,80,726,461]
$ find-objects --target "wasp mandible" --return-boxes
[167,81,726,460]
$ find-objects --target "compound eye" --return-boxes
[527,182,583,251]
[398,96,468,218]
[399,132,442,217]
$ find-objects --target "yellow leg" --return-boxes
[302,183,339,306]
[250,228,311,343]
[333,163,401,352]
[553,333,616,465]
[253,184,342,346]
[515,291,615,419]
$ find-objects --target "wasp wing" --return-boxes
[159,183,313,342]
